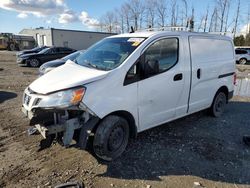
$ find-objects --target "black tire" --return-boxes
[9,43,15,51]
[93,115,129,161]
[29,58,40,67]
[209,92,227,117]
[239,58,247,65]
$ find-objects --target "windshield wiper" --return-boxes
[86,62,98,69]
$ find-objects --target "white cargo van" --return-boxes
[22,31,235,161]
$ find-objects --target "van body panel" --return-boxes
[137,36,190,131]
[188,36,235,113]
[82,57,141,130]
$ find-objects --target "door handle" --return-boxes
[197,68,201,79]
[173,73,183,81]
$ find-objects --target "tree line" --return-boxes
[96,0,250,45]
[234,33,250,46]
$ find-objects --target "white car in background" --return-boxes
[235,49,250,64]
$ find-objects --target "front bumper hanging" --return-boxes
[22,106,99,149]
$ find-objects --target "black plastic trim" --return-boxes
[218,72,235,78]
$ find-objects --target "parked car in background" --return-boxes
[17,47,76,67]
[235,49,250,64]
[16,46,48,57]
[39,50,85,76]
[235,47,250,53]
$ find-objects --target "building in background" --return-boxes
[19,27,116,50]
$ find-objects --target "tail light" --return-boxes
[233,73,237,85]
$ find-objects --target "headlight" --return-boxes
[38,87,85,108]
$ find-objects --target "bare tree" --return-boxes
[224,0,231,32]
[197,16,204,32]
[203,5,209,32]
[181,0,188,26]
[233,0,241,38]
[216,0,228,32]
[171,0,177,26]
[101,11,116,33]
[146,0,157,28]
[209,7,219,32]
[175,4,179,26]
[127,0,145,30]
[247,4,250,34]
[115,7,124,33]
[156,0,167,27]
[189,7,195,31]
[121,3,131,33]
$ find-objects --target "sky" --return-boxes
[0,0,249,34]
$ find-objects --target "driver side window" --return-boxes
[124,38,179,86]
[144,38,179,73]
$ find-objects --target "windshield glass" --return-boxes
[62,51,81,61]
[38,48,50,54]
[75,37,145,71]
[32,46,40,51]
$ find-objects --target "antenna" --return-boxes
[130,26,135,33]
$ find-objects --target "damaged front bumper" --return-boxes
[21,88,99,149]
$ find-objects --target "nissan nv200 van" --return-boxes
[22,31,235,161]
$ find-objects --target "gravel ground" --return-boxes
[0,50,250,188]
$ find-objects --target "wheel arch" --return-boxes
[94,110,137,139]
[214,85,229,103]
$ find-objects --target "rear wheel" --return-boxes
[239,58,247,65]
[29,59,40,67]
[209,92,227,117]
[93,115,129,161]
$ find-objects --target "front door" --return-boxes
[138,37,185,131]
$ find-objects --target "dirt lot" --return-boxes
[0,51,250,188]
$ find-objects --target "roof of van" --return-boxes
[109,31,232,40]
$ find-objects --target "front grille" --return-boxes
[24,93,31,106]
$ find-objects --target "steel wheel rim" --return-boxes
[215,94,226,113]
[108,125,125,152]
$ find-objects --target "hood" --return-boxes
[20,53,37,58]
[30,60,109,94]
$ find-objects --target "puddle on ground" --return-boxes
[234,78,250,97]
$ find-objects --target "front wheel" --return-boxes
[29,58,40,67]
[209,92,227,117]
[93,115,129,161]
[239,58,247,65]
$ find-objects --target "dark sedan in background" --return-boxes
[39,50,85,75]
[16,46,48,57]
[17,47,76,67]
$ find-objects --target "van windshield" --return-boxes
[75,37,145,71]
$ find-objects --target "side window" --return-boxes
[50,48,57,54]
[58,47,66,53]
[236,49,248,55]
[124,38,179,86]
[144,38,178,73]
[124,60,141,86]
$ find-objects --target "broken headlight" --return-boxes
[38,87,85,109]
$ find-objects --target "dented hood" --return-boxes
[29,60,109,94]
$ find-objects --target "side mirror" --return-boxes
[144,60,159,77]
